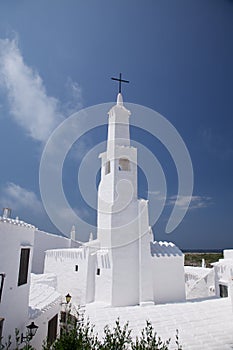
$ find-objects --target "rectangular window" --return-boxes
[18,248,30,286]
[47,314,58,346]
[219,284,228,298]
[0,318,4,339]
[105,161,111,175]
[0,274,5,303]
[96,268,100,276]
[75,265,79,272]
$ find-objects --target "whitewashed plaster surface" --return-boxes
[29,273,61,350]
[85,297,233,350]
[44,248,93,305]
[185,266,215,299]
[32,230,80,274]
[0,220,35,344]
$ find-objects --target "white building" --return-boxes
[0,209,76,348]
[1,92,189,347]
[32,228,80,274]
[44,93,186,307]
[0,209,35,344]
[184,266,215,299]
[212,249,233,299]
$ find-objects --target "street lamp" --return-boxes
[60,294,72,334]
[21,321,38,343]
[61,293,72,305]
[65,293,72,304]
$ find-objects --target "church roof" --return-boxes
[150,241,183,257]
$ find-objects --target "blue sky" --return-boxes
[0,0,233,250]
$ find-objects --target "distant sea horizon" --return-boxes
[181,248,224,253]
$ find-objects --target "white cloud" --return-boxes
[0,182,42,214]
[147,191,212,210]
[62,77,83,116]
[167,195,212,210]
[0,38,82,142]
[147,191,165,200]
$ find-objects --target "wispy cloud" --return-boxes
[167,195,212,210]
[62,77,83,116]
[148,191,165,199]
[0,37,82,143]
[148,191,212,210]
[0,182,42,214]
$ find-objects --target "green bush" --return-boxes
[0,329,35,350]
[43,312,182,350]
[1,312,182,349]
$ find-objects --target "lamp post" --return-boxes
[60,293,72,334]
[21,321,38,345]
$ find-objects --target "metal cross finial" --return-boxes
[111,73,129,94]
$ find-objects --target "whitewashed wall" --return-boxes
[44,248,93,305]
[0,221,35,345]
[32,230,80,274]
[30,303,61,349]
[224,250,233,259]
[213,261,233,297]
[95,250,112,304]
[138,200,154,305]
[185,267,215,299]
[152,255,186,303]
[85,252,96,303]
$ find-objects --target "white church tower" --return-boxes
[44,76,186,307]
[96,89,154,306]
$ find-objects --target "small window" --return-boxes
[18,248,30,286]
[47,314,58,346]
[0,274,5,303]
[119,158,130,171]
[0,318,4,339]
[105,161,111,175]
[75,265,79,272]
[96,268,100,276]
[219,284,228,298]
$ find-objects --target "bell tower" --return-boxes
[97,92,138,249]
[95,76,154,306]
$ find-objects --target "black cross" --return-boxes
[111,73,129,94]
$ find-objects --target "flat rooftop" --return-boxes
[85,297,233,349]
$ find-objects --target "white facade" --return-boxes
[212,249,233,299]
[44,93,186,307]
[184,266,215,299]
[0,93,188,347]
[29,273,61,349]
[0,216,35,345]
[151,241,185,303]
[0,215,66,347]
[32,229,80,274]
[44,247,95,305]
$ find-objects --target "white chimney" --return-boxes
[70,225,76,241]
[2,208,11,219]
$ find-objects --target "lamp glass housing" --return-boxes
[65,293,72,304]
[26,321,39,338]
